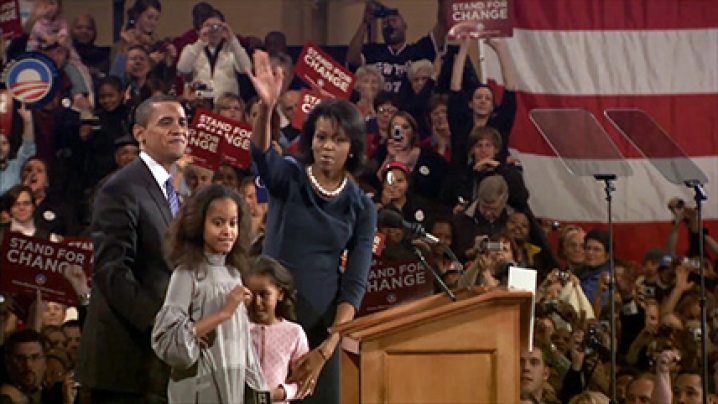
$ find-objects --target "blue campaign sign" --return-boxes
[1,52,60,109]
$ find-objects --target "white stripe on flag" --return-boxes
[484,28,718,95]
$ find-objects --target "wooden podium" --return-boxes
[334,288,533,404]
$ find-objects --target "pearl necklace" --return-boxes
[307,166,347,198]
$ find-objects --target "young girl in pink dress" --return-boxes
[247,256,310,402]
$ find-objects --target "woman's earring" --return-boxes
[349,153,354,158]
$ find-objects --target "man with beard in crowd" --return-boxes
[346,0,448,93]
[1,330,68,404]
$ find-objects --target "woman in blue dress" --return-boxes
[249,51,377,404]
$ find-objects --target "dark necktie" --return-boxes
[165,177,180,217]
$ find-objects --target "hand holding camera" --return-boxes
[201,22,229,43]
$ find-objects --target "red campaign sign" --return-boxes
[358,259,434,316]
[185,126,222,172]
[0,0,23,41]
[1,233,93,306]
[191,108,252,170]
[0,90,12,139]
[291,88,330,130]
[294,42,356,100]
[445,0,514,39]
[61,237,94,265]
[61,237,93,252]
[372,232,386,257]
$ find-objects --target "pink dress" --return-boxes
[250,320,309,403]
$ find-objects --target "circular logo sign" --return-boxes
[1,53,60,108]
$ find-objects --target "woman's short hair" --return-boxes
[128,0,162,21]
[215,92,244,112]
[585,227,610,252]
[199,8,224,25]
[191,2,215,30]
[21,157,51,188]
[373,91,399,111]
[2,184,35,211]
[472,84,497,107]
[299,99,366,174]
[557,225,585,260]
[126,44,150,58]
[96,76,123,94]
[407,59,433,81]
[428,93,449,114]
[468,126,502,152]
[354,65,385,92]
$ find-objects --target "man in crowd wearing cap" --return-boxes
[113,135,141,169]
[637,248,673,303]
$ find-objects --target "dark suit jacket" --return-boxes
[76,157,173,394]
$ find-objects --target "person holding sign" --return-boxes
[249,51,376,403]
[0,184,58,245]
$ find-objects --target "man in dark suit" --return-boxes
[76,94,188,404]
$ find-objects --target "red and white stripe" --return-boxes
[482,0,718,263]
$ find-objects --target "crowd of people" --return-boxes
[0,0,717,403]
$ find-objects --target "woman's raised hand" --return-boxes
[249,50,284,108]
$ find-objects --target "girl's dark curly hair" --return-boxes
[165,184,250,273]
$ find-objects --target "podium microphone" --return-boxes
[379,209,440,244]
[387,210,475,292]
[402,220,440,244]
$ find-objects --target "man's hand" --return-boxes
[362,2,378,25]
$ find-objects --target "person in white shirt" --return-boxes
[177,9,251,102]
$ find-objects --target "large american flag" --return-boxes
[483,0,718,262]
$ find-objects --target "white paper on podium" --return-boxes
[508,266,537,351]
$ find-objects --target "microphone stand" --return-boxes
[412,244,456,302]
[594,173,617,404]
[686,179,709,404]
[438,242,474,292]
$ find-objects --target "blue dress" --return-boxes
[251,145,377,404]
